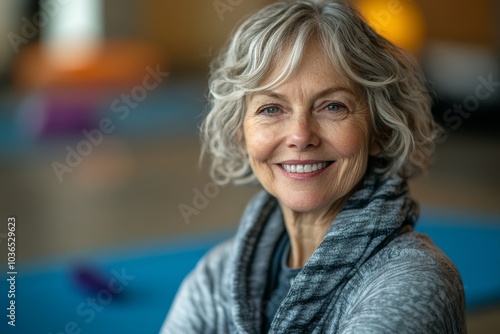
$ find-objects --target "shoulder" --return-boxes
[188,237,235,289]
[339,231,466,333]
[369,230,465,309]
[160,238,236,333]
[375,231,463,288]
[173,237,235,306]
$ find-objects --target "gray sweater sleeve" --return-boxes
[337,243,466,334]
[159,239,234,334]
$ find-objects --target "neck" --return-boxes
[281,198,347,268]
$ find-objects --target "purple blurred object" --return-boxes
[42,94,97,135]
[17,91,99,139]
[72,263,115,294]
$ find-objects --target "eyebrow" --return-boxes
[249,87,356,102]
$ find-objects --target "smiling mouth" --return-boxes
[280,161,333,173]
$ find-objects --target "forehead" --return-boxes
[255,38,356,95]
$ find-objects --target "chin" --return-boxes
[279,194,332,214]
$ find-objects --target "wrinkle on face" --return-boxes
[243,37,373,222]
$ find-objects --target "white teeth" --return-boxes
[282,162,329,173]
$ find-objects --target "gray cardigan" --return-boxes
[161,171,466,333]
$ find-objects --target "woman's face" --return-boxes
[243,40,376,213]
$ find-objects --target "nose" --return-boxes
[285,113,320,150]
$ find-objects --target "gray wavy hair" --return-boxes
[201,0,439,185]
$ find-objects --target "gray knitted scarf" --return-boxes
[230,169,418,333]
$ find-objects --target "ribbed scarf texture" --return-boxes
[230,169,418,333]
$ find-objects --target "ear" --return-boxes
[236,127,244,144]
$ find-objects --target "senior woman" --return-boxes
[161,0,465,333]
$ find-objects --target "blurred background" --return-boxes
[0,0,499,333]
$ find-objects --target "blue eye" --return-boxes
[260,106,281,114]
[325,103,347,113]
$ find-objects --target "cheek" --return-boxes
[333,117,371,158]
[330,117,371,194]
[243,120,277,163]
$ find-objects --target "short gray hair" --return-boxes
[201,0,439,184]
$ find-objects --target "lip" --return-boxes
[279,159,328,164]
[276,160,334,180]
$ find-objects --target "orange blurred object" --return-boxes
[13,40,165,91]
[356,0,426,55]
